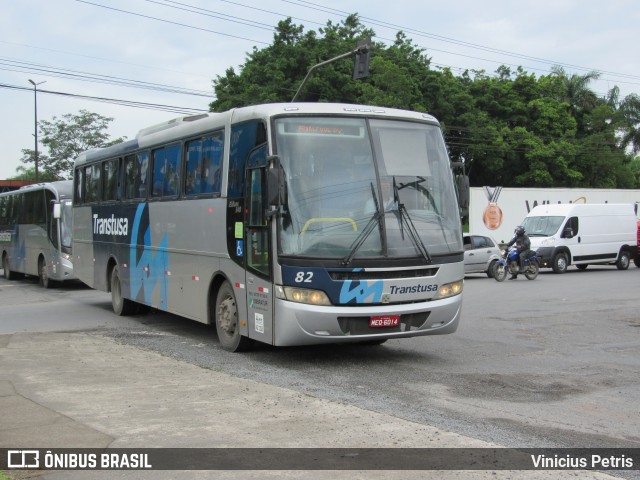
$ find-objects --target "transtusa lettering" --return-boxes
[93,214,129,236]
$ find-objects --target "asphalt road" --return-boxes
[1,264,639,454]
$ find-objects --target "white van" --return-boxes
[521,203,638,273]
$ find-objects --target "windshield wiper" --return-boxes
[342,183,385,266]
[392,176,432,264]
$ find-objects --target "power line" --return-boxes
[4,0,638,118]
[0,57,212,97]
[281,0,640,83]
[141,0,275,31]
[0,83,208,115]
[5,0,629,103]
[76,0,597,82]
[0,40,213,80]
[74,0,270,45]
[75,0,640,93]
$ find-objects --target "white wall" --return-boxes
[469,187,640,244]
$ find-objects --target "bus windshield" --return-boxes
[275,116,462,261]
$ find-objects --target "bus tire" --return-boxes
[38,256,55,289]
[215,281,252,352]
[110,265,135,316]
[3,255,18,281]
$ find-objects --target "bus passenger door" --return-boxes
[245,145,274,345]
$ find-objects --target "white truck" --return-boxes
[521,203,638,273]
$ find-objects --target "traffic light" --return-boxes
[353,37,371,80]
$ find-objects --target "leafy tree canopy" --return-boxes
[211,15,640,189]
[15,109,125,180]
[15,16,639,190]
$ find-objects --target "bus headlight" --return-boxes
[61,253,72,261]
[434,280,463,300]
[277,286,332,306]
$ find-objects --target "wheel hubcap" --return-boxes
[218,297,237,334]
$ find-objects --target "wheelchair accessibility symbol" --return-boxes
[236,240,244,257]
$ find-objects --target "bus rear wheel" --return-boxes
[110,265,135,316]
[3,255,20,281]
[215,281,252,352]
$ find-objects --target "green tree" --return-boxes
[619,93,640,154]
[550,65,601,136]
[209,14,639,189]
[550,65,601,115]
[10,158,60,182]
[14,149,54,180]
[19,109,125,180]
[211,16,376,110]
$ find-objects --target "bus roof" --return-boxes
[74,103,441,167]
[0,180,73,199]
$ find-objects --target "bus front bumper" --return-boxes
[272,294,462,346]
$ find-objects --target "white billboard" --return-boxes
[469,187,640,244]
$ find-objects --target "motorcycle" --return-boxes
[493,247,539,281]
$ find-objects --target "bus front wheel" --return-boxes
[39,257,55,289]
[110,265,135,316]
[215,281,252,352]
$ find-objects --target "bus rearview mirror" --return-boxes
[52,202,61,219]
[267,155,286,207]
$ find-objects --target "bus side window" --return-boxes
[185,139,203,196]
[124,154,136,199]
[84,164,101,203]
[75,168,84,204]
[125,152,150,199]
[152,145,180,198]
[137,152,149,198]
[229,121,266,198]
[202,132,223,194]
[0,196,6,226]
[6,196,17,225]
[102,158,119,201]
[152,148,166,198]
[164,144,180,197]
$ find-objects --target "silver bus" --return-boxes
[0,181,74,287]
[72,103,464,351]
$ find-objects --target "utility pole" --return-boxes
[28,79,46,182]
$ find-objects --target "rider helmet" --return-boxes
[515,225,525,236]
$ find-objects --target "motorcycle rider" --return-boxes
[504,225,532,280]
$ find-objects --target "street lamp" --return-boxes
[28,79,46,182]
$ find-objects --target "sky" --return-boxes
[1,0,639,180]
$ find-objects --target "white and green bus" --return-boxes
[72,103,464,351]
[0,181,74,287]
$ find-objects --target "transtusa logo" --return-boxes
[92,214,129,236]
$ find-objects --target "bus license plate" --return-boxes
[369,315,400,328]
